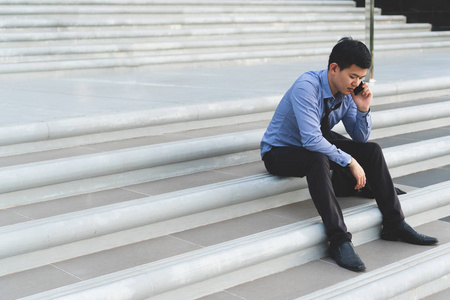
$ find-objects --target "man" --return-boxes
[260,37,438,272]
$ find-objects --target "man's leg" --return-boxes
[332,139,437,245]
[332,140,404,227]
[263,146,365,271]
[263,147,351,247]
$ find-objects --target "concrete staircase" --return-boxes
[0,83,449,298]
[1,0,450,79]
[0,0,449,299]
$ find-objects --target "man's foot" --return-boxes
[357,186,406,199]
[381,221,438,245]
[329,241,366,272]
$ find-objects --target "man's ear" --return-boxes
[329,63,339,75]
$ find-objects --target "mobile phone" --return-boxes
[354,81,364,95]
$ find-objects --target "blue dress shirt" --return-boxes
[260,69,372,167]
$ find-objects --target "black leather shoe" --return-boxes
[381,221,438,245]
[329,241,366,272]
[356,186,406,199]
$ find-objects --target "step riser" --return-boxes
[372,101,450,129]
[0,130,262,194]
[334,102,450,137]
[0,149,260,208]
[369,117,450,140]
[0,112,272,158]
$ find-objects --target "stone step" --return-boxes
[1,119,449,205]
[0,132,448,273]
[3,42,450,66]
[11,181,449,299]
[298,243,450,299]
[0,103,447,214]
[0,0,445,79]
[0,24,431,45]
[0,104,447,297]
[0,5,376,16]
[3,42,450,76]
[0,0,357,6]
[2,31,446,54]
[1,154,448,298]
[0,1,448,298]
[0,89,448,280]
[0,15,406,30]
[0,99,446,203]
[0,90,448,154]
[3,32,450,63]
[2,152,447,276]
[202,218,450,300]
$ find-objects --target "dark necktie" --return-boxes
[320,98,342,141]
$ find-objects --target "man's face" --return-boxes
[329,63,367,96]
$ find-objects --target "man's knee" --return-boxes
[306,152,333,189]
[366,141,383,156]
[367,141,381,150]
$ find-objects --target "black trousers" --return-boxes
[262,134,404,247]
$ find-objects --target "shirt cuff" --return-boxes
[356,108,372,128]
[357,107,371,117]
[336,150,352,167]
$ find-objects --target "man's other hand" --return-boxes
[348,157,366,190]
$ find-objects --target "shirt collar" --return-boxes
[320,69,333,100]
[320,69,345,102]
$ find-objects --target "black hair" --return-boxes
[328,37,372,70]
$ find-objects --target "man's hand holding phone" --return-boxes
[351,81,372,113]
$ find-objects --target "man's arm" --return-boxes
[346,82,373,190]
[292,83,351,167]
[342,82,373,142]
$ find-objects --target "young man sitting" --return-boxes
[260,37,438,272]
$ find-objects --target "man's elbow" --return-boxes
[351,131,370,143]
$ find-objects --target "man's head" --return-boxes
[327,37,371,96]
[328,37,372,71]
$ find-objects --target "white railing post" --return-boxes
[365,0,375,82]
